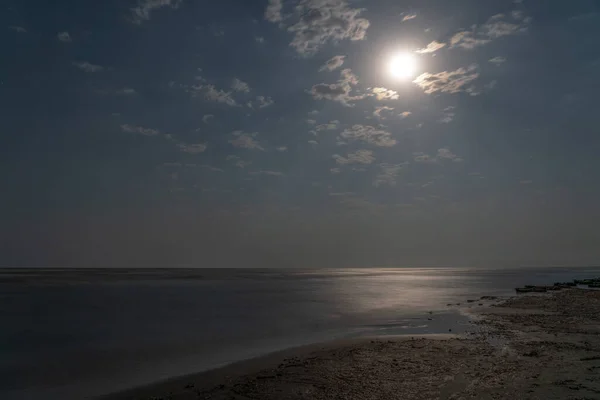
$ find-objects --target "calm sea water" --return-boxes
[1,266,599,399]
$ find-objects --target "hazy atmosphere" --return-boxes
[2,0,600,267]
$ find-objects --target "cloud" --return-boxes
[226,155,252,168]
[202,114,214,123]
[73,61,104,73]
[333,149,375,165]
[267,0,370,55]
[339,125,396,147]
[319,55,346,72]
[276,146,288,152]
[121,124,160,136]
[373,106,394,118]
[416,41,446,54]
[306,119,317,125]
[308,140,319,145]
[9,26,27,33]
[229,131,264,150]
[310,68,363,106]
[414,148,463,163]
[249,170,284,177]
[199,165,224,172]
[402,13,417,22]
[189,83,237,106]
[329,192,355,196]
[57,32,72,42]
[264,0,283,22]
[255,36,265,43]
[255,96,274,108]
[399,111,412,118]
[131,0,183,24]
[316,120,339,131]
[373,163,406,187]
[413,65,479,95]
[371,87,399,100]
[116,88,136,95]
[231,78,250,93]
[440,106,455,123]
[489,56,506,65]
[450,12,530,49]
[330,167,341,174]
[178,143,207,154]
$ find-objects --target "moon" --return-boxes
[388,53,418,80]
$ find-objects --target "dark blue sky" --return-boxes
[2,0,600,267]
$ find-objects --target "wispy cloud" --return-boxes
[248,95,274,109]
[229,131,264,150]
[202,114,214,123]
[489,56,506,65]
[266,0,370,55]
[131,0,183,25]
[338,125,396,147]
[121,124,160,136]
[249,170,284,177]
[416,40,446,54]
[178,143,207,154]
[310,68,364,106]
[9,26,27,33]
[414,148,463,163]
[413,65,479,95]
[451,12,530,50]
[231,78,250,93]
[402,13,417,22]
[319,55,346,72]
[116,87,136,95]
[333,149,375,165]
[73,61,104,73]
[373,163,406,187]
[57,31,71,42]
[226,155,252,168]
[373,106,394,119]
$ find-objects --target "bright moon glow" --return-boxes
[388,53,417,80]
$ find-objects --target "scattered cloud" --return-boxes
[330,167,341,174]
[451,12,530,49]
[9,26,27,33]
[267,0,370,55]
[373,106,394,119]
[253,95,274,109]
[416,41,446,54]
[489,56,506,65]
[437,148,463,162]
[399,111,412,118]
[371,87,399,100]
[229,131,264,150]
[249,170,284,177]
[57,31,72,42]
[310,68,363,106]
[73,61,104,73]
[116,88,136,95]
[255,36,265,43]
[319,55,346,72]
[226,155,252,168]
[413,65,480,95]
[402,13,417,22]
[121,124,160,136]
[440,106,455,123]
[231,78,250,93]
[306,119,317,125]
[316,120,340,131]
[264,0,283,23]
[338,125,396,147]
[568,12,599,22]
[199,165,224,172]
[333,149,375,165]
[189,83,237,106]
[131,0,183,25]
[308,140,319,145]
[414,148,463,163]
[202,114,214,123]
[276,146,288,152]
[178,143,207,154]
[373,163,406,187]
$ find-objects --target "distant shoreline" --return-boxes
[101,288,600,400]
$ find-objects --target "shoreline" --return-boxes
[101,288,600,400]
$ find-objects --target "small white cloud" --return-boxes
[310,69,364,106]
[333,149,375,165]
[402,13,417,22]
[319,55,346,72]
[416,41,446,54]
[121,124,160,136]
[413,65,480,95]
[306,119,317,125]
[276,146,288,152]
[73,61,104,73]
[371,87,399,100]
[373,163,406,187]
[248,95,274,109]
[339,125,396,147]
[440,106,455,123]
[264,0,283,22]
[373,106,394,119]
[231,78,250,93]
[57,31,72,42]
[9,26,27,33]
[308,140,319,145]
[226,155,252,168]
[116,87,136,95]
[489,56,506,65]
[249,170,284,177]
[255,36,265,43]
[131,0,183,25]
[315,120,339,131]
[190,83,237,106]
[414,148,463,163]
[199,165,224,172]
[178,143,207,154]
[330,167,342,174]
[202,114,214,123]
[450,12,530,50]
[399,111,412,119]
[229,131,264,150]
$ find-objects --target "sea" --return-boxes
[1,266,599,400]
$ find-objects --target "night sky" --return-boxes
[2,0,599,267]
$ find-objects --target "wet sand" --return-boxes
[102,288,600,400]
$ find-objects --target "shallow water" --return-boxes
[1,266,599,399]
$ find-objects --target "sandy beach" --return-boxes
[101,288,600,400]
